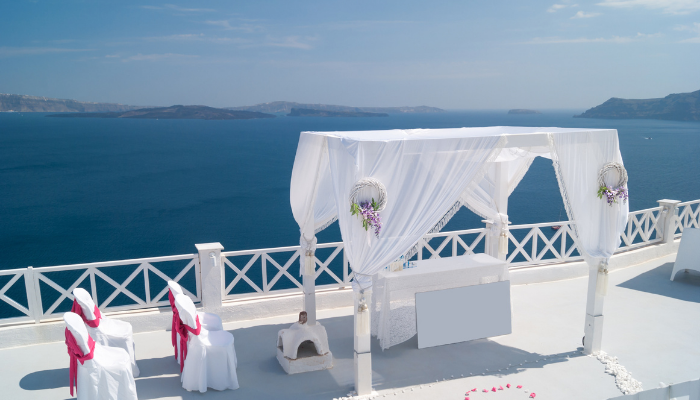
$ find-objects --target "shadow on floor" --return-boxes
[20,315,585,400]
[19,367,69,391]
[617,262,700,303]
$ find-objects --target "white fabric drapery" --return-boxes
[290,127,629,291]
[548,131,629,263]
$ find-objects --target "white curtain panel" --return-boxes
[548,130,629,263]
[325,134,504,290]
[290,133,337,235]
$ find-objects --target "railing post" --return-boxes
[657,199,681,243]
[195,243,224,312]
[24,267,41,324]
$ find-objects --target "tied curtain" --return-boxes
[548,131,628,264]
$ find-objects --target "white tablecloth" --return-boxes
[371,253,508,350]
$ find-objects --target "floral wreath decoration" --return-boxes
[349,178,387,238]
[596,162,628,206]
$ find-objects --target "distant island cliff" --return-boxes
[287,108,389,118]
[230,101,443,114]
[47,105,274,120]
[575,89,700,121]
[508,109,541,115]
[0,93,141,113]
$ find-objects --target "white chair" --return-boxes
[72,288,140,377]
[175,294,239,392]
[64,312,138,400]
[167,280,223,364]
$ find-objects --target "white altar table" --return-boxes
[371,253,509,350]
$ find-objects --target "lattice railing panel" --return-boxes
[31,254,199,320]
[507,222,581,266]
[222,242,349,300]
[675,200,700,236]
[619,207,663,250]
[0,270,32,322]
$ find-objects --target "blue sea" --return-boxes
[1,111,699,271]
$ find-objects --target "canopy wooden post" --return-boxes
[302,214,317,325]
[354,288,372,396]
[493,162,509,261]
[583,262,605,354]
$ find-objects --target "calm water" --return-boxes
[1,111,699,270]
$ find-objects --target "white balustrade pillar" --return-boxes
[657,199,681,244]
[195,243,224,312]
[354,288,372,396]
[24,266,41,324]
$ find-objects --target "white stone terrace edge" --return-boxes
[0,199,696,349]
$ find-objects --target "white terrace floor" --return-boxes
[4,252,699,400]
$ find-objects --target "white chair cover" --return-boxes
[64,312,138,400]
[73,288,140,377]
[175,294,239,392]
[167,281,224,331]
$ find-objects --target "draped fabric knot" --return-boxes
[168,290,180,360]
[176,315,201,373]
[596,259,610,296]
[71,298,101,328]
[496,213,509,255]
[65,328,95,396]
[300,234,317,276]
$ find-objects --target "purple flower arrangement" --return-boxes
[350,198,382,237]
[597,185,628,206]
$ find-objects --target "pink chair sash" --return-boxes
[71,298,102,328]
[168,290,180,360]
[176,315,201,373]
[65,328,96,396]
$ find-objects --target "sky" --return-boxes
[1,0,700,109]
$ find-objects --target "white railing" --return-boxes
[674,199,700,237]
[1,198,697,326]
[413,228,487,260]
[221,242,351,300]
[507,221,581,267]
[0,268,35,325]
[619,206,663,250]
[0,254,200,325]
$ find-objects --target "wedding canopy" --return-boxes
[291,126,629,290]
[290,126,629,395]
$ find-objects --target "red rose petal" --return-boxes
[472,389,477,392]
[492,387,497,392]
[517,385,523,389]
[483,389,489,393]
[530,393,536,398]
[507,384,511,388]
[499,386,504,390]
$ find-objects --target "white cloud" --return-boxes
[263,36,315,50]
[597,0,700,15]
[571,10,602,18]
[548,3,578,12]
[143,33,250,45]
[121,53,199,62]
[204,20,263,33]
[140,4,215,13]
[677,22,700,41]
[0,47,93,57]
[526,32,660,43]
